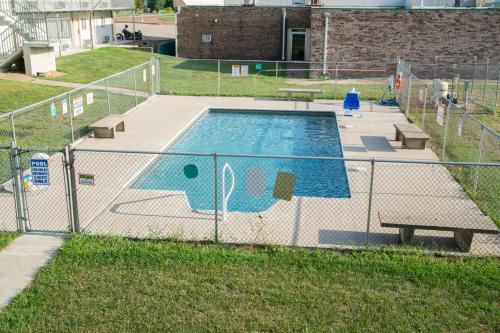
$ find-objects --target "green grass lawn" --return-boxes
[0,232,19,250]
[48,47,153,84]
[159,58,390,101]
[0,235,498,332]
[0,80,69,115]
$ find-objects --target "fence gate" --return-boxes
[17,149,72,233]
[0,147,17,232]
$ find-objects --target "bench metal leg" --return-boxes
[399,227,415,244]
[93,128,115,139]
[454,230,474,252]
[116,121,125,132]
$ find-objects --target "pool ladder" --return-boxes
[222,163,235,221]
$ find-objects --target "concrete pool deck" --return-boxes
[1,96,498,255]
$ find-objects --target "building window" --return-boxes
[81,18,87,30]
[201,34,212,43]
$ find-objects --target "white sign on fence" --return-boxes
[143,69,147,82]
[73,96,84,117]
[437,105,444,126]
[152,65,155,76]
[232,65,240,77]
[62,98,68,114]
[458,118,463,137]
[86,92,94,105]
[418,89,424,102]
[30,159,50,186]
[241,65,249,77]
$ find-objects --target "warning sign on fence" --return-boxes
[73,96,84,117]
[30,159,50,186]
[241,65,249,77]
[232,65,240,77]
[87,92,94,105]
[437,105,444,126]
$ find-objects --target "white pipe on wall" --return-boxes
[281,8,286,61]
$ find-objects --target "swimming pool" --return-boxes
[133,109,350,212]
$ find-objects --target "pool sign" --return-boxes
[241,65,249,77]
[418,89,424,102]
[78,173,95,186]
[232,65,240,77]
[30,159,50,186]
[50,102,57,117]
[437,105,444,126]
[62,98,68,114]
[73,96,84,116]
[86,92,94,105]
[143,69,147,82]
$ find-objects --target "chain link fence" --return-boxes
[158,58,395,101]
[2,146,497,255]
[0,59,159,152]
[408,58,500,116]
[397,59,499,231]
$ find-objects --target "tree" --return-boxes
[147,0,165,13]
[134,0,144,11]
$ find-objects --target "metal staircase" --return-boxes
[0,0,49,70]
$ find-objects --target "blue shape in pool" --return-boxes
[133,110,351,212]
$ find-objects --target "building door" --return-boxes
[287,28,310,62]
[79,17,90,47]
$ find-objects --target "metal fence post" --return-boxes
[156,57,161,94]
[106,77,111,115]
[10,146,25,232]
[63,145,80,232]
[482,58,489,104]
[441,102,452,161]
[133,67,138,107]
[365,158,375,245]
[10,114,16,146]
[405,67,412,117]
[217,59,221,97]
[333,64,339,100]
[275,61,279,98]
[213,153,219,243]
[494,70,499,117]
[421,87,428,131]
[150,60,154,97]
[473,126,485,193]
[68,92,75,143]
[470,56,477,101]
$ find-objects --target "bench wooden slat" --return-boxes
[379,212,499,234]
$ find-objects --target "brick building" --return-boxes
[176,1,500,71]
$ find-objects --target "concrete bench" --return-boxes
[394,123,430,149]
[379,212,499,252]
[88,115,125,138]
[278,88,323,102]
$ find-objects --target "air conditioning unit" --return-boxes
[103,35,110,43]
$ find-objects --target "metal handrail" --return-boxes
[222,163,235,221]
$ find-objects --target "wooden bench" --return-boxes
[378,212,499,252]
[394,123,430,149]
[278,88,323,102]
[88,115,125,138]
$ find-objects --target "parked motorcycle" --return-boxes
[116,25,143,41]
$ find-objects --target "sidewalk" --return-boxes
[0,72,82,89]
[0,233,65,311]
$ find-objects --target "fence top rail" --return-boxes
[0,60,154,121]
[71,147,500,167]
[160,57,397,66]
[404,68,500,139]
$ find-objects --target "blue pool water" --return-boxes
[133,110,350,212]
